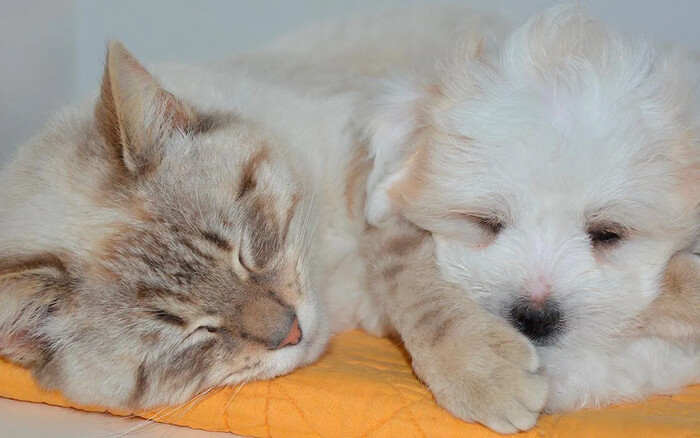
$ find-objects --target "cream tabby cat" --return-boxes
[0,42,332,409]
[0,5,697,435]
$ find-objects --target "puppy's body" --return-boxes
[264,4,700,414]
[344,6,700,414]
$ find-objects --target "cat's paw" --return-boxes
[417,322,548,434]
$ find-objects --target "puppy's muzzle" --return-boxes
[508,299,564,345]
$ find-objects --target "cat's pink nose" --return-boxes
[276,316,302,349]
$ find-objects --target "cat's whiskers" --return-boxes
[298,189,318,259]
[223,378,250,412]
[175,385,224,421]
[86,352,268,438]
[291,191,313,268]
[86,400,179,438]
[116,387,216,437]
[193,188,209,232]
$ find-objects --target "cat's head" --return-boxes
[0,42,328,409]
[363,5,699,349]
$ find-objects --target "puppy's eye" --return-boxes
[590,230,621,243]
[587,223,625,248]
[463,214,505,235]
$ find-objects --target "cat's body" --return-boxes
[0,5,698,434]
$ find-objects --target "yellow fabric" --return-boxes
[0,330,698,437]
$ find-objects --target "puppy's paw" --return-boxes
[417,321,547,434]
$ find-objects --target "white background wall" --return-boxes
[2,0,700,166]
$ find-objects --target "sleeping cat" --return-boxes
[0,5,698,435]
[0,42,331,408]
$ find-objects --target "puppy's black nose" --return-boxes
[508,300,563,345]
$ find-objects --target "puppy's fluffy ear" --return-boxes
[639,250,700,341]
[362,79,437,226]
[95,41,197,175]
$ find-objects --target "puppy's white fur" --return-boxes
[356,5,700,411]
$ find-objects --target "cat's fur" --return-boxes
[0,5,698,435]
[0,42,330,408]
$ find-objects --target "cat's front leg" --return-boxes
[362,217,548,434]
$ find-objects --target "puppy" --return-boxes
[361,4,700,414]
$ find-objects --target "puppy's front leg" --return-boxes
[362,217,548,434]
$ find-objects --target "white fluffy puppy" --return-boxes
[362,5,700,412]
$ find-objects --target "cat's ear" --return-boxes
[0,255,69,368]
[95,41,196,175]
[362,79,438,226]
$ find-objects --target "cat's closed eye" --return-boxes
[201,230,233,252]
[150,309,186,327]
[186,324,223,341]
[238,250,253,272]
[198,325,220,334]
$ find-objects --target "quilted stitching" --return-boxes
[0,330,698,438]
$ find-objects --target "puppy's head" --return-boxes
[364,5,699,347]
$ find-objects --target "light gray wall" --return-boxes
[2,0,699,166]
[0,0,74,163]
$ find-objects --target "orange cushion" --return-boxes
[0,330,698,437]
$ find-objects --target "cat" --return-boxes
[0,41,332,409]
